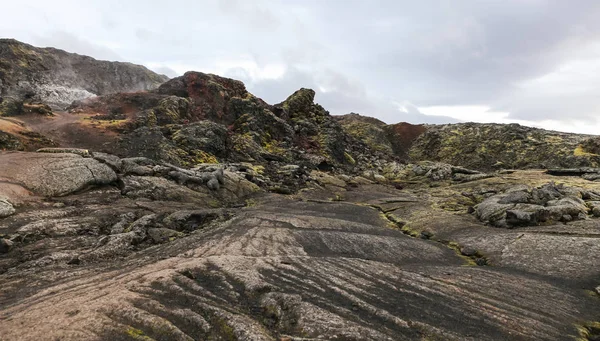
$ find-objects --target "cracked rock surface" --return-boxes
[0,153,599,340]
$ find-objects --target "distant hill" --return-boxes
[0,39,168,108]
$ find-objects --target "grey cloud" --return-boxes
[2,0,600,131]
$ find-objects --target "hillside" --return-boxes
[0,39,168,109]
[336,113,600,171]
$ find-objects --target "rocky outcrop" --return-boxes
[0,39,168,109]
[475,182,597,227]
[0,152,117,196]
[408,123,599,171]
[67,72,374,170]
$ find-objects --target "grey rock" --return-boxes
[129,214,158,244]
[460,247,477,257]
[498,191,530,204]
[582,173,600,181]
[147,228,184,244]
[0,198,15,218]
[92,152,123,172]
[505,209,546,227]
[110,212,137,235]
[561,214,573,222]
[0,152,117,196]
[126,165,155,176]
[207,178,220,191]
[214,168,225,184]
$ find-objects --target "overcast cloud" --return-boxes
[2,0,600,133]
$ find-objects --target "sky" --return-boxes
[2,0,600,134]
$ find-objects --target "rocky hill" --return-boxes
[0,39,168,109]
[1,43,600,341]
[337,113,600,171]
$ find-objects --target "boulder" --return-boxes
[476,183,592,227]
[0,198,15,218]
[0,152,117,196]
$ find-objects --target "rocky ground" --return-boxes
[0,149,599,341]
[1,40,600,340]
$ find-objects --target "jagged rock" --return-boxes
[0,152,117,196]
[0,198,15,218]
[476,183,591,227]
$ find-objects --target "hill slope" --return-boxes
[0,39,168,108]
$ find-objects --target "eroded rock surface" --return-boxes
[1,153,599,341]
[0,152,117,196]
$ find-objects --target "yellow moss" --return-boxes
[81,118,128,129]
[344,152,356,165]
[124,327,154,340]
[126,327,144,337]
[264,139,286,155]
[147,110,158,127]
[575,322,600,341]
[252,165,265,175]
[193,150,219,164]
[574,145,598,157]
